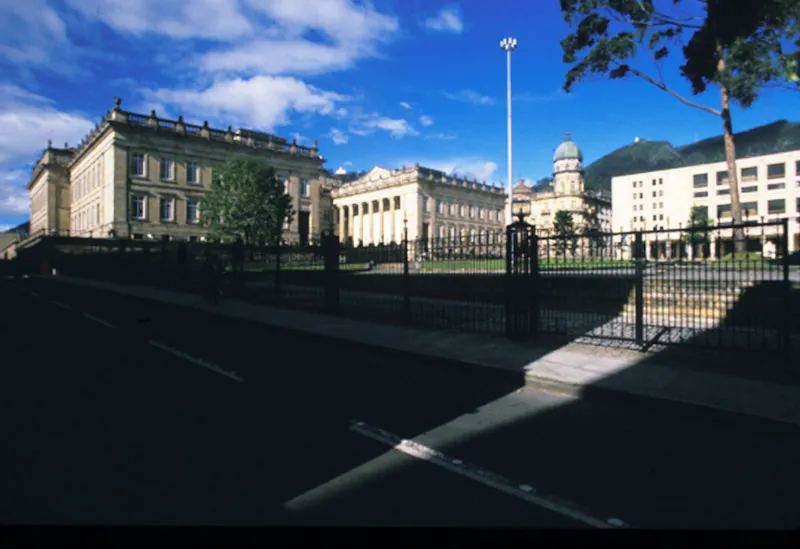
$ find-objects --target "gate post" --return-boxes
[323,232,340,313]
[505,224,514,339]
[403,220,411,324]
[780,218,791,356]
[530,226,540,336]
[634,231,645,347]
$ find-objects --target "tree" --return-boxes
[200,156,293,247]
[683,205,714,259]
[578,205,604,257]
[553,209,578,258]
[560,0,799,256]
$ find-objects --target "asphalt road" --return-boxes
[2,276,800,529]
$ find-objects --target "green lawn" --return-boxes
[418,258,633,271]
[245,262,369,272]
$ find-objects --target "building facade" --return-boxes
[611,149,800,258]
[331,165,507,249]
[511,133,612,234]
[27,97,329,245]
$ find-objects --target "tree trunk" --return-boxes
[717,44,746,257]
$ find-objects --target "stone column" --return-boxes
[362,202,369,245]
[338,205,346,243]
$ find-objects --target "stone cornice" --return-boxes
[331,165,506,200]
[66,101,324,171]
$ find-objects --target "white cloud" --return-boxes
[443,89,494,105]
[400,101,412,110]
[424,132,457,140]
[0,224,14,232]
[64,0,253,41]
[0,0,68,66]
[419,115,434,127]
[515,89,572,103]
[144,76,349,131]
[343,161,353,166]
[289,132,307,143]
[402,158,499,181]
[352,114,418,139]
[0,85,94,165]
[328,128,349,145]
[0,170,30,216]
[195,0,399,76]
[335,167,347,175]
[424,6,464,33]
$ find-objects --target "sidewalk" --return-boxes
[28,274,800,428]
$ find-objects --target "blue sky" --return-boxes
[0,0,797,230]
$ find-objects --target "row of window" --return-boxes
[73,160,104,201]
[130,153,202,185]
[279,176,310,197]
[130,195,200,224]
[632,178,664,188]
[694,198,799,218]
[633,190,665,200]
[72,203,101,232]
[431,198,502,221]
[693,161,799,188]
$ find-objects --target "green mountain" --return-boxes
[582,120,800,192]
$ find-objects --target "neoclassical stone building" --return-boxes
[331,165,507,249]
[512,133,612,233]
[27,97,328,245]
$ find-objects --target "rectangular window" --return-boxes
[693,173,708,188]
[659,214,664,221]
[796,160,800,177]
[186,199,199,224]
[741,201,758,216]
[394,197,401,210]
[468,205,474,217]
[130,195,146,220]
[768,199,785,214]
[639,193,643,199]
[639,216,644,222]
[131,153,146,177]
[797,197,800,213]
[767,163,785,180]
[436,199,443,213]
[658,190,663,197]
[767,182,786,190]
[659,178,663,185]
[422,196,429,211]
[301,178,309,197]
[160,198,174,221]
[716,171,729,185]
[740,166,757,182]
[632,193,636,200]
[693,191,708,198]
[742,185,758,193]
[159,158,174,181]
[652,215,657,221]
[187,161,199,184]
[652,191,657,197]
[717,204,732,218]
[717,189,730,196]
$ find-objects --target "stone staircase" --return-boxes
[621,280,756,322]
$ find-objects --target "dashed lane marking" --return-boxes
[147,340,244,383]
[349,420,628,530]
[83,313,116,329]
[51,300,71,310]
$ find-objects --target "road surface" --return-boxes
[1,275,799,528]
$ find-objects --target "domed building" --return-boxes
[511,133,612,236]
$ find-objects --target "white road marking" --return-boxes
[147,340,244,383]
[83,313,116,329]
[349,421,627,529]
[51,300,71,310]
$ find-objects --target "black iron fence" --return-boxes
[8,219,798,358]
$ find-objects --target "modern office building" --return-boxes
[612,149,800,258]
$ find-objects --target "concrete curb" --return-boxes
[23,275,800,429]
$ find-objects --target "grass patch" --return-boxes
[418,258,633,271]
[245,262,369,272]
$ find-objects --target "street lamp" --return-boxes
[511,199,531,224]
[500,36,518,230]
